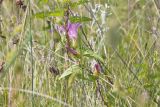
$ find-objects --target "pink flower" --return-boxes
[67,22,81,39]
[92,63,101,76]
[55,22,81,56]
[55,22,81,39]
[94,63,101,73]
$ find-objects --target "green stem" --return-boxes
[28,0,34,106]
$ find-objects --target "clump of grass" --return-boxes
[0,0,160,107]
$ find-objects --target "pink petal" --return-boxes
[94,63,101,72]
[55,24,65,34]
[67,22,81,39]
[55,22,81,40]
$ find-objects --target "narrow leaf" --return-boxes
[83,51,104,63]
[34,10,64,19]
[59,65,81,79]
[69,16,92,23]
[70,0,89,7]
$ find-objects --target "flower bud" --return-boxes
[93,63,101,76]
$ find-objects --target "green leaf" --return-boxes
[76,73,97,81]
[68,72,77,88]
[38,0,48,4]
[69,16,92,23]
[144,83,154,89]
[34,10,64,19]
[42,26,51,31]
[83,51,104,63]
[59,65,81,79]
[78,0,89,4]
[70,0,89,7]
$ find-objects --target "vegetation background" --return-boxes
[0,0,160,107]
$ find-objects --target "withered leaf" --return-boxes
[49,66,59,75]
[0,61,5,73]
[12,38,19,44]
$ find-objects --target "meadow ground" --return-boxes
[0,0,160,107]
